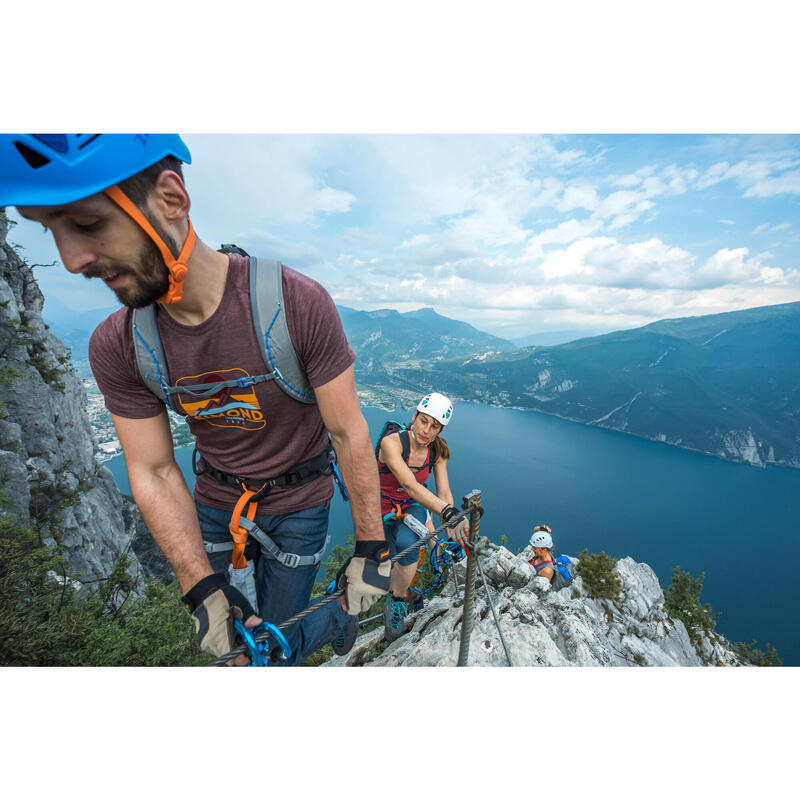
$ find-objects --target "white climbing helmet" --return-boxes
[530,528,553,549]
[416,392,453,427]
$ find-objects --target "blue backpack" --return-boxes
[534,555,575,590]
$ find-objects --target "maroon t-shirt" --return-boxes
[89,254,355,514]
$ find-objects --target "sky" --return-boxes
[7,133,800,342]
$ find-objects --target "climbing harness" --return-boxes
[232,619,293,666]
[194,444,334,576]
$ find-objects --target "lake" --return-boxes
[107,402,800,665]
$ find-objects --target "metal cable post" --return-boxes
[457,489,482,667]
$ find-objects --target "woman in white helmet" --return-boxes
[376,392,467,641]
[529,525,555,582]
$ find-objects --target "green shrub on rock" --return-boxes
[575,549,621,600]
[663,566,717,650]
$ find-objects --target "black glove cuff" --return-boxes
[354,539,391,562]
[440,505,458,522]
[181,572,227,612]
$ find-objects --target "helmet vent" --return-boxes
[77,134,100,150]
[13,141,51,169]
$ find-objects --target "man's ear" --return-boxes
[148,169,191,223]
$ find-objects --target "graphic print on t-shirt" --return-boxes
[176,368,266,430]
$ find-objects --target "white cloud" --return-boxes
[538,236,695,288]
[692,247,766,288]
[556,184,599,213]
[744,170,800,197]
[695,157,800,197]
[525,218,604,258]
[720,219,735,225]
[752,221,792,235]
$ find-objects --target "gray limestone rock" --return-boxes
[0,210,143,590]
[326,543,746,668]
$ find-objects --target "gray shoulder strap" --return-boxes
[132,305,175,410]
[249,256,316,404]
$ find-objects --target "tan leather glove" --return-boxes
[336,540,392,614]
[181,573,257,664]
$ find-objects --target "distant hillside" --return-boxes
[512,329,604,347]
[386,301,800,469]
[337,305,515,387]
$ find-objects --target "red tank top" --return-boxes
[377,433,432,514]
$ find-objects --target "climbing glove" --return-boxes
[181,572,257,664]
[441,504,470,545]
[336,539,392,614]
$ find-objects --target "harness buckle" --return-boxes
[281,552,302,569]
[236,376,256,388]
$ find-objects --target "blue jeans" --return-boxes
[383,502,428,566]
[196,501,348,666]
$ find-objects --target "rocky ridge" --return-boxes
[327,542,744,667]
[0,211,144,591]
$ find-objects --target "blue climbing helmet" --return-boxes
[0,134,192,207]
[0,134,196,304]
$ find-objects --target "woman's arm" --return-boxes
[432,457,454,508]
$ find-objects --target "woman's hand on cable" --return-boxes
[440,504,469,546]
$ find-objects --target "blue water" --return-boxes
[107,403,800,665]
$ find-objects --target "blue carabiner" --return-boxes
[233,619,294,666]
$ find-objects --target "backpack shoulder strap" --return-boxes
[250,256,316,405]
[132,305,176,411]
[399,429,411,464]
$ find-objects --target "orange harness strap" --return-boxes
[228,484,266,569]
[103,184,196,304]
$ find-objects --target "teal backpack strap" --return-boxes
[132,305,178,412]
[249,256,316,404]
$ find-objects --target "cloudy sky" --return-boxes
[6,133,800,341]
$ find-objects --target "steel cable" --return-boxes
[474,549,513,666]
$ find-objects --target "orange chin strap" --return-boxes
[103,184,196,304]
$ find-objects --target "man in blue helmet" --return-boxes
[0,134,390,665]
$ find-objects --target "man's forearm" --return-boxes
[129,460,214,592]
[331,422,384,542]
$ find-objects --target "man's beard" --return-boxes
[85,224,179,309]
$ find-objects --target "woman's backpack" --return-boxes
[534,554,575,590]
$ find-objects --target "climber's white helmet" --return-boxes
[530,529,553,549]
[416,392,453,427]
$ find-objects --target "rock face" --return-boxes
[0,211,143,590]
[327,543,745,667]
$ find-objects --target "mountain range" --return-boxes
[387,301,800,469]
